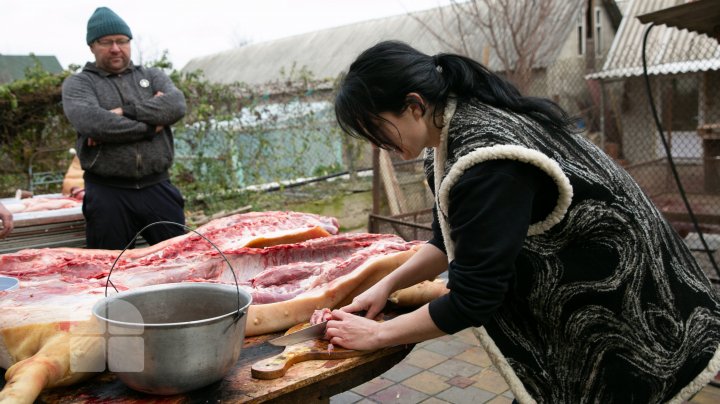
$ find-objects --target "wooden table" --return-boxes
[1,332,414,403]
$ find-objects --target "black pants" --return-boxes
[83,180,185,250]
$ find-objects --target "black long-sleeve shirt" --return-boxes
[428,159,557,334]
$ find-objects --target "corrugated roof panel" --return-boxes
[183,10,453,86]
[637,0,720,38]
[183,2,583,87]
[588,0,720,80]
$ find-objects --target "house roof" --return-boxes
[602,0,625,31]
[588,0,720,80]
[182,2,583,87]
[0,55,63,84]
[637,0,720,40]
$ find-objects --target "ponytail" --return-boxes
[435,53,576,136]
[335,40,577,150]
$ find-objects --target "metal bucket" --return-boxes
[92,222,252,395]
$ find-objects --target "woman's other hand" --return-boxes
[325,310,384,350]
[340,280,393,320]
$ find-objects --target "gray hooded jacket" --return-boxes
[62,62,186,188]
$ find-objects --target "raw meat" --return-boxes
[4,197,81,214]
[0,211,447,403]
[311,308,332,325]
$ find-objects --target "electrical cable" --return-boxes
[641,23,720,280]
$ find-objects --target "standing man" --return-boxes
[62,7,187,250]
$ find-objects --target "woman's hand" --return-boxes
[340,280,393,320]
[341,243,448,320]
[326,305,446,351]
[325,310,384,350]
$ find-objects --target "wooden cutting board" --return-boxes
[26,330,416,403]
[251,322,375,380]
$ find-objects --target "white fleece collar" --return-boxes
[432,100,573,262]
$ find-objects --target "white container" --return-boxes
[0,276,19,291]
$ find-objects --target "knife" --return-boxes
[268,310,369,346]
[268,321,328,346]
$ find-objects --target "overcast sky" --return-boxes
[1,0,451,70]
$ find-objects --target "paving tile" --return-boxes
[436,385,497,404]
[330,390,363,404]
[369,383,429,404]
[434,334,455,343]
[351,376,394,396]
[424,338,473,357]
[485,396,514,404]
[402,370,451,395]
[689,384,720,404]
[472,368,509,394]
[446,375,476,388]
[429,358,483,378]
[355,399,378,404]
[404,348,448,369]
[453,328,480,346]
[502,389,515,398]
[420,398,452,404]
[455,346,493,367]
[382,361,423,382]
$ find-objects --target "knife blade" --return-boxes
[268,321,328,346]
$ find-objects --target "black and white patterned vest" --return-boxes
[425,99,720,403]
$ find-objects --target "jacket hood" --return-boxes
[82,61,135,76]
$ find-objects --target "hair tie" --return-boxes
[433,55,443,74]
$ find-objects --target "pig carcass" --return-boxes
[0,211,448,402]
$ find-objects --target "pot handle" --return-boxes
[104,221,245,320]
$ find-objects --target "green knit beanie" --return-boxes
[86,7,132,45]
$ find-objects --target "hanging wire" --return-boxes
[105,221,245,319]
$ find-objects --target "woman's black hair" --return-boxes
[335,40,578,151]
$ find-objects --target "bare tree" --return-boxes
[413,0,582,93]
[132,35,164,67]
[230,29,253,49]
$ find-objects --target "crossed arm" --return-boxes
[62,69,186,146]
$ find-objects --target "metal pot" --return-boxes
[92,221,251,395]
[92,283,250,394]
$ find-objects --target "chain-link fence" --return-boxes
[594,25,720,283]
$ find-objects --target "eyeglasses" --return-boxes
[95,38,131,48]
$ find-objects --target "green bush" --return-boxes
[0,60,76,194]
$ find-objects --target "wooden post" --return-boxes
[378,150,408,216]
